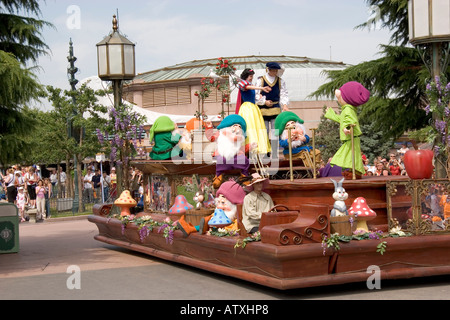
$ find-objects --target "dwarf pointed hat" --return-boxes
[339,81,371,107]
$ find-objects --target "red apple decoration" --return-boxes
[403,149,434,179]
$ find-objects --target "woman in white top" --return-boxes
[3,168,17,203]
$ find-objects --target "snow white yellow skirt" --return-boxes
[238,102,271,154]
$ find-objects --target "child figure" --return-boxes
[16,187,27,222]
[324,81,370,179]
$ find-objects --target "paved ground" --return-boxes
[1,217,449,303]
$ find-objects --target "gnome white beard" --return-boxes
[281,122,306,149]
[215,197,237,221]
[217,130,243,162]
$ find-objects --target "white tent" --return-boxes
[80,76,222,125]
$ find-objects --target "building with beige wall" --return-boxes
[122,55,350,133]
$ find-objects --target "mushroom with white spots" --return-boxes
[349,197,377,232]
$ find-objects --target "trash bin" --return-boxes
[0,203,19,254]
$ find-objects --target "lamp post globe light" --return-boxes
[96,14,136,195]
[408,0,450,178]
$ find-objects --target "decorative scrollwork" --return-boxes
[279,229,303,245]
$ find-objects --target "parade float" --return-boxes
[88,128,450,290]
[89,36,450,289]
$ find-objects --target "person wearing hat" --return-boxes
[274,111,320,164]
[256,62,290,138]
[242,173,274,234]
[235,68,272,156]
[213,114,252,189]
[324,81,371,179]
[149,116,183,160]
[177,181,246,236]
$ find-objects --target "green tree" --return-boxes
[41,82,108,210]
[0,0,52,165]
[0,0,52,64]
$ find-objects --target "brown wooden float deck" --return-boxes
[89,161,450,290]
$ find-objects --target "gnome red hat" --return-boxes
[216,181,245,205]
[340,81,370,107]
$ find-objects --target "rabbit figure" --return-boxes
[193,191,205,209]
[330,178,348,217]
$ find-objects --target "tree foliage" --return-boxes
[0,0,53,64]
[0,0,52,165]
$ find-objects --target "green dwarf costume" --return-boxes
[149,116,182,160]
[324,81,371,176]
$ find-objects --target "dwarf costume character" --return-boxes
[149,116,183,160]
[213,114,251,189]
[324,81,370,179]
[274,111,321,167]
[177,181,246,236]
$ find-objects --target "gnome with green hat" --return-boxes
[274,111,318,162]
[149,116,183,160]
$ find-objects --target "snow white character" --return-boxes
[236,68,272,156]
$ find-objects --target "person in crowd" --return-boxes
[16,187,27,222]
[398,143,410,157]
[388,153,397,166]
[390,158,403,176]
[110,167,117,199]
[374,162,384,176]
[59,167,67,198]
[382,168,392,176]
[50,168,58,198]
[44,178,52,219]
[83,168,94,203]
[92,169,102,203]
[102,171,111,202]
[35,179,46,222]
[2,168,17,204]
[25,166,38,208]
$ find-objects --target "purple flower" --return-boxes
[96,129,104,144]
[435,120,447,135]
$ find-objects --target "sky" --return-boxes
[33,0,393,110]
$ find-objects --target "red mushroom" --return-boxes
[349,197,377,232]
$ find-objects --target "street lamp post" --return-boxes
[67,39,80,214]
[408,0,450,178]
[96,15,136,195]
